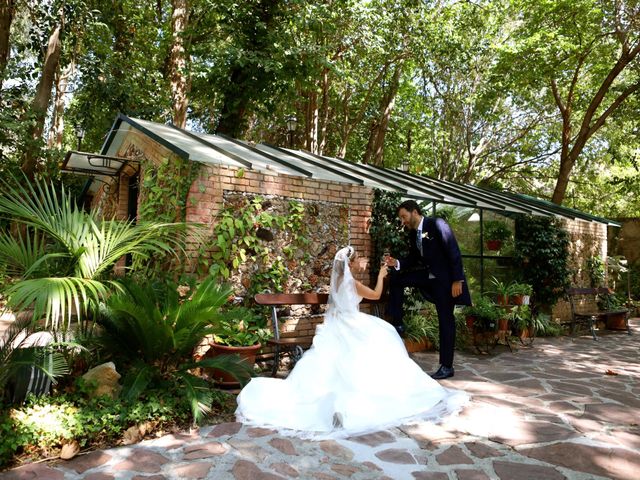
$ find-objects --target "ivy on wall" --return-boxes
[368,189,436,283]
[208,194,347,299]
[138,156,202,223]
[514,215,571,310]
[134,155,202,277]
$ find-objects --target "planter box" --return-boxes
[403,337,432,353]
[605,312,628,331]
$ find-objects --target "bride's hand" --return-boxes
[378,266,389,279]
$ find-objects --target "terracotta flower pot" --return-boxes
[496,295,510,306]
[403,337,431,353]
[486,240,502,251]
[205,342,261,387]
[465,315,476,330]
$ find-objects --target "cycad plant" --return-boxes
[97,275,252,424]
[0,174,186,331]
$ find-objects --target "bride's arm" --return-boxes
[355,267,388,300]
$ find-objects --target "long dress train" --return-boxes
[235,248,469,438]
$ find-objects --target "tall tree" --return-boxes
[504,0,640,204]
[169,0,189,128]
[21,20,63,179]
[212,0,289,137]
[0,0,14,86]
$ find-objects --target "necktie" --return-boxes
[416,228,423,255]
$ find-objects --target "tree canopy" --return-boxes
[0,0,638,216]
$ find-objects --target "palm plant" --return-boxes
[97,275,252,424]
[0,174,186,331]
[0,315,69,404]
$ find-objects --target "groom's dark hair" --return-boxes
[398,199,422,215]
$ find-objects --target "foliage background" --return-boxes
[0,0,638,218]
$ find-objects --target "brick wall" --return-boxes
[552,218,607,323]
[94,135,374,349]
[93,131,614,334]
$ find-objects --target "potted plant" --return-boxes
[403,303,439,353]
[597,290,627,330]
[490,276,516,305]
[462,296,501,333]
[510,282,533,305]
[205,306,272,386]
[508,304,534,342]
[484,220,512,251]
[462,296,502,352]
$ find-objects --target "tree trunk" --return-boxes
[336,62,391,159]
[169,0,190,129]
[47,61,74,149]
[305,88,318,153]
[21,24,62,179]
[318,67,330,155]
[362,62,402,166]
[215,0,278,138]
[0,0,14,87]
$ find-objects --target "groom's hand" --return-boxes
[451,280,463,297]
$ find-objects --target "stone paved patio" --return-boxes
[1,319,639,480]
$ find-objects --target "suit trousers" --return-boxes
[387,269,456,368]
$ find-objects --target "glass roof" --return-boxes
[63,114,619,227]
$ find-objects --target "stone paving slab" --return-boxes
[1,320,639,480]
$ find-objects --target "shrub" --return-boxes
[514,216,570,310]
[0,383,230,470]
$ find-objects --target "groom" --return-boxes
[383,200,471,380]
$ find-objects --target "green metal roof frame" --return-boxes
[89,115,620,228]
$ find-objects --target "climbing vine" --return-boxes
[514,215,571,310]
[368,189,434,282]
[209,196,314,296]
[134,155,202,277]
[138,156,202,223]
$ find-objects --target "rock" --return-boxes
[122,426,143,445]
[60,440,80,460]
[82,362,121,398]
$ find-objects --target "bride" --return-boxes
[235,246,468,437]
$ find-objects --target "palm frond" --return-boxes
[0,176,90,254]
[192,354,253,386]
[80,220,186,279]
[0,317,69,400]
[4,277,109,330]
[120,363,156,401]
[0,229,50,277]
[174,371,214,424]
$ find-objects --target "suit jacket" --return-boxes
[399,216,472,306]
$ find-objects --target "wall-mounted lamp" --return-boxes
[468,212,480,222]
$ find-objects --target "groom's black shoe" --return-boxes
[431,365,454,380]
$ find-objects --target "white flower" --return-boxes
[421,232,431,240]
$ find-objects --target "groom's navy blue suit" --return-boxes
[388,216,471,368]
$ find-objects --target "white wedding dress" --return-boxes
[235,247,469,438]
